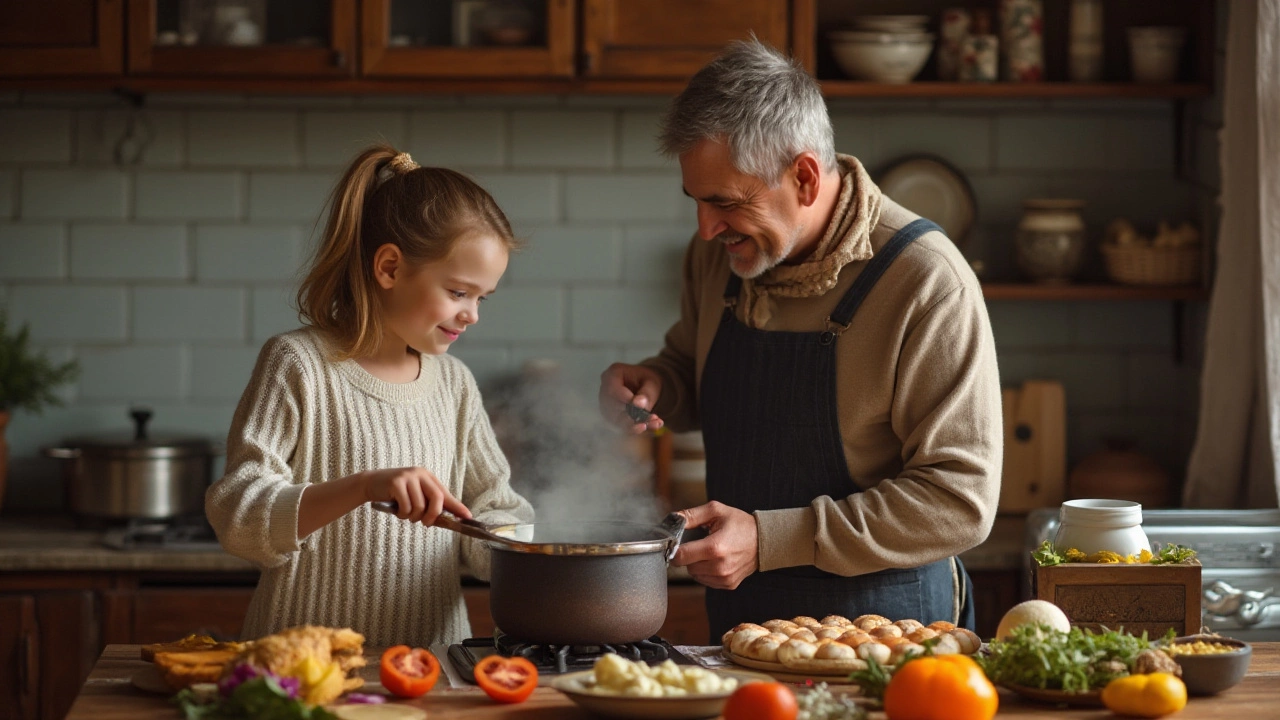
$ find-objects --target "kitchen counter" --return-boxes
[67,643,1280,719]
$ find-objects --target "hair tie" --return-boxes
[376,152,419,186]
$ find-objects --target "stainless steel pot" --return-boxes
[43,408,221,521]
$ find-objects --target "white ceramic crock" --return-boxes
[1053,498,1152,556]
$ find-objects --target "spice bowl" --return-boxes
[1166,635,1251,695]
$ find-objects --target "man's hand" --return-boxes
[598,362,665,433]
[671,501,758,590]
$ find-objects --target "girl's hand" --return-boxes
[363,466,473,525]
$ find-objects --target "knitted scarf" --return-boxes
[742,154,884,328]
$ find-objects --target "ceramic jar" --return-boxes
[959,9,998,82]
[1054,499,1152,556]
[1000,0,1044,81]
[1129,26,1187,83]
[1068,0,1104,81]
[938,8,971,81]
[1015,199,1087,283]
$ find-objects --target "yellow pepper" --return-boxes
[1101,673,1187,718]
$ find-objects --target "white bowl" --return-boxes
[830,38,933,83]
[853,14,930,32]
[830,29,935,44]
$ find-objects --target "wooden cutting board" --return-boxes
[1000,380,1066,512]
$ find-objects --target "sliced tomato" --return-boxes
[379,645,440,698]
[473,655,538,704]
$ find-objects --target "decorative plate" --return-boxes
[551,667,774,719]
[876,156,978,248]
[999,682,1104,707]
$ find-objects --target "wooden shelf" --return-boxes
[980,283,1208,301]
[819,81,1213,100]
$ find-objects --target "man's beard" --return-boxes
[719,232,781,279]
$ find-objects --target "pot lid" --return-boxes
[56,408,219,455]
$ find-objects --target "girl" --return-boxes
[206,144,533,648]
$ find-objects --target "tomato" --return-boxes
[1101,673,1187,718]
[882,654,997,720]
[379,645,440,698]
[473,655,538,704]
[722,681,798,720]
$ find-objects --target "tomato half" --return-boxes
[722,681,798,720]
[473,655,538,704]
[379,645,440,698]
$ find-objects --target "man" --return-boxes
[598,39,1002,642]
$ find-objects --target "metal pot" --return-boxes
[485,514,685,645]
[43,408,221,521]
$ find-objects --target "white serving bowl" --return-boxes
[830,36,934,83]
[853,14,930,33]
[830,29,934,44]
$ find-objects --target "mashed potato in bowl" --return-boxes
[586,654,739,697]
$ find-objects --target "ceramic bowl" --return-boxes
[853,15,930,33]
[1166,635,1251,695]
[829,35,933,83]
[1128,26,1187,82]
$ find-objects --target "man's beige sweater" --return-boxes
[206,328,533,647]
[643,195,1002,577]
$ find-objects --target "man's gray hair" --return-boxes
[658,39,836,187]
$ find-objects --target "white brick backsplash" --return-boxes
[1073,301,1173,348]
[76,109,184,166]
[450,346,511,389]
[251,285,300,342]
[409,111,505,168]
[188,111,300,167]
[304,112,407,167]
[190,345,260,400]
[1104,114,1176,171]
[78,345,184,401]
[987,301,1073,348]
[0,170,14,218]
[0,224,65,279]
[0,109,72,163]
[509,345,622,399]
[877,114,993,172]
[7,285,127,340]
[623,224,690,284]
[467,287,563,342]
[511,111,614,168]
[473,173,558,223]
[22,169,128,219]
[620,112,671,169]
[249,172,335,222]
[136,172,242,220]
[829,114,880,169]
[565,174,683,222]
[196,225,301,281]
[70,224,187,279]
[996,115,1108,170]
[570,287,679,343]
[510,226,621,282]
[134,287,246,341]
[4,403,132,458]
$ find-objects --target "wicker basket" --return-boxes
[1101,243,1201,286]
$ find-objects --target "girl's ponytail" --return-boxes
[297,144,399,360]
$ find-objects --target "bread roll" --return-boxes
[905,627,939,644]
[820,614,853,627]
[928,620,957,633]
[791,616,822,629]
[893,619,924,633]
[814,626,845,641]
[743,633,788,662]
[869,624,903,640]
[762,619,799,634]
[788,628,818,643]
[856,641,892,664]
[930,633,962,655]
[722,623,767,647]
[835,630,874,648]
[780,640,869,673]
[949,628,982,655]
[853,614,891,631]
[776,638,818,665]
[889,641,925,665]
[728,626,770,656]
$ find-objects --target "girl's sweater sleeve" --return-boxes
[455,365,534,580]
[205,336,309,568]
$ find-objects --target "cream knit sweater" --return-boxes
[206,328,533,647]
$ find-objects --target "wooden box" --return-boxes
[1034,562,1202,638]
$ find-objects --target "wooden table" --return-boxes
[68,643,1280,719]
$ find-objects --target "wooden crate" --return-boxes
[1033,562,1202,638]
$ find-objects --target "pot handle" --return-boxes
[660,512,686,563]
[43,447,81,459]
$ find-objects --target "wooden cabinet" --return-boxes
[0,0,124,76]
[969,568,1023,641]
[126,0,358,77]
[581,0,789,79]
[0,589,102,720]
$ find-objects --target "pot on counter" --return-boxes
[44,408,222,522]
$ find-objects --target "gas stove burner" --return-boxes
[101,516,220,551]
[447,632,690,682]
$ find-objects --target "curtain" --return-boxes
[1184,0,1280,508]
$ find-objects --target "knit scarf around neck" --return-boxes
[741,154,884,328]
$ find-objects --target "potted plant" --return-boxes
[0,312,79,513]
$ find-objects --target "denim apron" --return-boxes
[699,218,975,643]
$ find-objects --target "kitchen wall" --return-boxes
[0,57,1222,510]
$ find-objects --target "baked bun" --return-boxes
[894,619,925,634]
[762,619,799,634]
[906,627,939,644]
[728,625,770,656]
[820,614,853,627]
[780,640,869,673]
[722,622,767,647]
[791,616,822,629]
[949,628,982,655]
[743,632,789,662]
[928,620,957,633]
[889,641,925,664]
[814,626,846,641]
[853,614,891,631]
[856,641,892,664]
[788,628,818,643]
[776,638,819,666]
[930,633,962,655]
[835,630,875,648]
[869,624,903,640]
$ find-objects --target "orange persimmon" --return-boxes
[882,654,998,720]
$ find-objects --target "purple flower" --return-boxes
[275,675,301,699]
[345,693,387,704]
[218,663,264,696]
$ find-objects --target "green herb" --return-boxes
[0,311,80,413]
[976,623,1163,693]
[1151,543,1198,565]
[846,656,894,704]
[797,681,866,720]
[1032,540,1065,567]
[175,677,338,720]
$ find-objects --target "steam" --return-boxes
[486,361,664,526]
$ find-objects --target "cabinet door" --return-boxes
[361,0,574,78]
[131,587,256,643]
[581,0,789,79]
[0,595,39,720]
[36,591,99,720]
[0,0,124,76]
[126,0,357,77]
